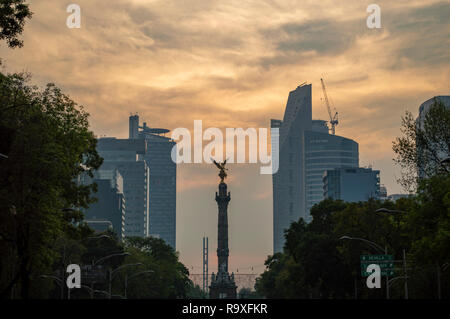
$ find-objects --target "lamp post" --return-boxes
[375,208,409,299]
[124,270,154,299]
[339,236,390,299]
[93,252,130,267]
[90,252,130,299]
[109,263,143,299]
[80,285,96,299]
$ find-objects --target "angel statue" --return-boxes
[213,159,228,183]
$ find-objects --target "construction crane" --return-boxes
[320,78,339,135]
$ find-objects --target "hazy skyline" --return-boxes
[1,0,449,274]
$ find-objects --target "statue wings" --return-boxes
[213,159,227,170]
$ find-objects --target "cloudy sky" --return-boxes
[1,0,449,275]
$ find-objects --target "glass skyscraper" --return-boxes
[323,167,380,202]
[129,116,177,249]
[272,84,359,253]
[97,138,150,238]
[80,169,126,240]
[304,128,359,219]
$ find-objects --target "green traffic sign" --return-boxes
[361,269,395,277]
[360,262,394,269]
[360,254,393,262]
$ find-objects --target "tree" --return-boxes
[237,287,261,299]
[186,283,207,299]
[0,71,102,298]
[255,253,291,298]
[119,237,192,298]
[404,174,450,298]
[256,199,406,299]
[393,99,450,192]
[0,0,32,48]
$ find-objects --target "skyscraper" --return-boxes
[97,138,150,238]
[81,169,126,239]
[304,125,359,218]
[272,84,312,253]
[272,83,359,253]
[323,167,380,202]
[129,116,177,249]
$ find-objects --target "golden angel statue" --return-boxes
[213,159,228,183]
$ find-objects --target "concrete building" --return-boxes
[129,116,177,249]
[81,169,126,239]
[97,138,150,238]
[323,167,380,202]
[272,83,359,253]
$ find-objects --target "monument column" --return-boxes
[216,182,230,274]
[209,161,237,299]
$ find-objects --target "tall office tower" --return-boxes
[129,116,177,249]
[272,83,359,253]
[80,169,126,239]
[417,96,450,179]
[97,138,150,238]
[272,83,312,253]
[304,124,358,219]
[323,167,380,202]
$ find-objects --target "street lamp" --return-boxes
[87,234,111,240]
[109,263,143,299]
[375,208,405,214]
[339,236,390,299]
[339,236,385,253]
[87,252,130,298]
[124,270,154,299]
[93,252,130,267]
[375,208,409,299]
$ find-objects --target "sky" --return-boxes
[0,0,449,276]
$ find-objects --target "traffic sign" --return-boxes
[360,255,395,277]
[361,268,395,277]
[360,262,394,269]
[360,254,393,262]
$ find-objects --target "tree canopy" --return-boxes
[393,98,450,192]
[0,0,32,48]
[0,71,103,298]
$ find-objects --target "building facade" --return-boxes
[323,167,380,202]
[97,138,150,238]
[81,169,126,239]
[272,83,359,253]
[272,83,312,253]
[305,126,359,219]
[128,116,177,249]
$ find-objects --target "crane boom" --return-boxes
[320,78,338,135]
